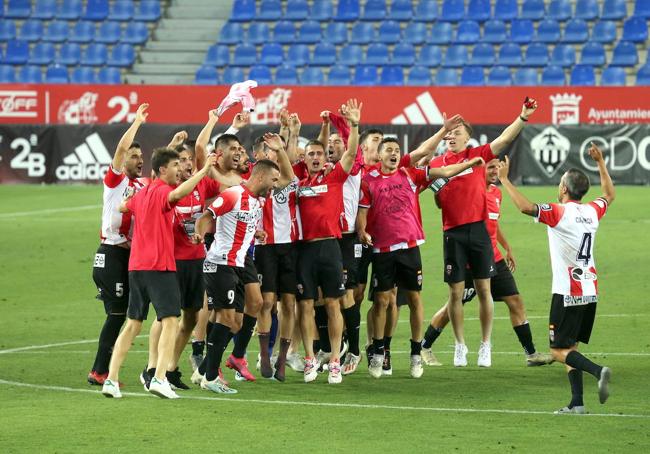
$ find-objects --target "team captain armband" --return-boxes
[588,197,608,220]
[534,203,564,227]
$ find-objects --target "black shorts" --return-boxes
[203,262,246,313]
[372,247,423,293]
[255,243,297,294]
[462,259,519,303]
[127,271,181,321]
[92,244,130,314]
[176,259,205,311]
[296,239,345,301]
[243,253,260,286]
[358,244,373,285]
[339,233,362,290]
[549,294,597,349]
[443,221,496,283]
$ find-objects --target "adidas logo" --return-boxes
[391,92,445,125]
[56,132,112,180]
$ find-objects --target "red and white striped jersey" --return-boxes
[100,166,146,245]
[341,171,361,233]
[257,176,300,245]
[206,184,263,267]
[535,198,608,303]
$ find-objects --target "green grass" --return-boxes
[1,184,649,453]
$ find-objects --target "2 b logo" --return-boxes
[7,135,45,177]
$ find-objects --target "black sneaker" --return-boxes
[139,366,155,391]
[382,350,393,376]
[166,367,190,390]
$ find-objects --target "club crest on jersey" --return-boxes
[193,190,200,201]
[530,127,570,177]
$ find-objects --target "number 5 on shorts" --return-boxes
[115,283,124,297]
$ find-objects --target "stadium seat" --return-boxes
[591,21,617,44]
[57,0,83,20]
[301,66,325,85]
[601,0,626,20]
[350,22,375,45]
[219,23,244,45]
[524,43,549,67]
[84,0,109,21]
[362,0,386,21]
[95,22,122,44]
[273,21,296,44]
[601,66,626,86]
[611,41,639,66]
[108,43,135,67]
[287,44,310,66]
[510,20,535,44]
[547,0,572,21]
[541,66,565,85]
[354,65,378,85]
[514,67,539,85]
[259,0,282,21]
[204,44,230,66]
[575,0,599,20]
[483,20,507,44]
[195,65,219,84]
[134,1,160,21]
[18,65,42,83]
[636,64,650,85]
[71,66,97,84]
[230,0,255,22]
[417,45,442,67]
[69,21,95,43]
[580,42,606,66]
[232,43,257,66]
[0,20,17,41]
[622,17,649,43]
[550,44,576,67]
[33,0,57,20]
[487,66,512,86]
[222,66,244,84]
[4,39,29,64]
[339,44,362,66]
[310,0,333,21]
[435,68,458,85]
[56,43,81,65]
[392,43,416,66]
[440,0,465,22]
[456,21,481,44]
[570,65,595,85]
[536,20,561,43]
[427,22,453,44]
[378,20,401,44]
[498,43,522,66]
[29,42,55,65]
[97,66,121,84]
[635,0,650,18]
[81,43,108,66]
[494,0,518,21]
[403,22,427,45]
[470,43,495,66]
[285,0,309,21]
[407,66,431,85]
[297,21,322,44]
[461,66,485,86]
[43,21,70,44]
[6,0,31,19]
[324,22,347,44]
[442,45,468,67]
[414,0,438,22]
[275,65,299,84]
[19,20,43,42]
[311,42,337,66]
[521,0,545,20]
[121,22,149,45]
[109,0,134,21]
[563,19,589,43]
[467,0,491,22]
[380,66,404,85]
[326,65,349,85]
[0,65,16,83]
[247,23,269,45]
[248,65,272,85]
[365,43,389,65]
[391,0,413,21]
[336,0,360,22]
[45,64,69,83]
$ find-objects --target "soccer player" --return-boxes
[88,103,148,386]
[497,143,614,414]
[429,97,538,367]
[421,159,554,367]
[101,147,217,399]
[357,135,484,379]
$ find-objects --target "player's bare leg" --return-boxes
[474,278,493,367]
[299,299,318,382]
[190,295,209,371]
[340,289,361,375]
[142,319,162,388]
[421,302,449,366]
[102,318,143,398]
[170,309,198,370]
[154,316,179,383]
[273,293,296,381]
[447,281,468,367]
[380,290,398,375]
[405,290,424,378]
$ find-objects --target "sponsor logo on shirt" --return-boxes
[570,267,597,281]
[563,295,598,306]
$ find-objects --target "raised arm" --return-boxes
[168,154,217,203]
[429,156,484,179]
[112,103,148,171]
[408,113,464,165]
[490,97,538,155]
[286,113,301,163]
[226,112,250,136]
[278,109,290,144]
[339,99,362,173]
[588,142,615,205]
[167,130,188,149]
[264,132,295,187]
[196,110,220,171]
[317,110,330,145]
[497,156,538,216]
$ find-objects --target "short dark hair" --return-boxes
[359,128,383,146]
[129,141,141,150]
[151,148,179,176]
[563,168,591,201]
[176,145,195,158]
[305,139,325,151]
[253,135,268,154]
[215,133,241,151]
[377,137,400,153]
[250,159,280,176]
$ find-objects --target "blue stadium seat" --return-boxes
[273,21,296,44]
[56,43,81,65]
[524,43,548,66]
[81,43,108,66]
[467,0,491,22]
[362,0,386,21]
[548,0,572,21]
[470,43,495,66]
[45,64,68,83]
[0,20,17,41]
[84,0,109,21]
[456,21,481,44]
[435,68,458,85]
[414,0,438,22]
[498,43,522,66]
[57,0,82,20]
[563,19,589,43]
[350,22,375,45]
[365,43,389,65]
[69,21,95,43]
[219,23,244,45]
[623,17,649,43]
[42,21,69,43]
[287,44,310,66]
[6,0,31,19]
[285,0,309,21]
[121,22,149,45]
[510,20,535,44]
[580,42,605,65]
[71,66,97,84]
[404,22,427,45]
[521,0,545,20]
[134,1,160,21]
[336,0,360,22]
[33,0,57,20]
[326,65,349,85]
[541,68,565,86]
[109,1,134,21]
[494,0,518,21]
[441,0,465,22]
[248,65,272,85]
[392,43,416,66]
[483,20,506,43]
[339,44,362,66]
[232,43,257,66]
[108,43,135,67]
[601,0,626,20]
[311,42,337,66]
[636,64,650,85]
[442,45,468,67]
[275,65,298,84]
[4,39,29,64]
[19,20,43,42]
[601,66,626,86]
[259,0,282,21]
[95,21,122,44]
[301,66,325,85]
[29,42,55,65]
[592,21,617,43]
[354,65,378,85]
[635,0,650,18]
[0,65,16,83]
[391,0,413,21]
[230,0,255,22]
[427,22,452,44]
[550,44,576,67]
[18,65,42,83]
[461,66,485,86]
[324,22,347,44]
[514,67,539,85]
[222,66,244,84]
[247,23,269,45]
[611,41,639,66]
[310,0,333,21]
[536,20,561,43]
[204,44,230,66]
[378,20,401,44]
[407,66,431,85]
[417,44,442,67]
[575,0,599,20]
[195,65,219,84]
[380,66,404,85]
[571,65,595,85]
[297,21,322,44]
[487,66,512,86]
[97,66,121,84]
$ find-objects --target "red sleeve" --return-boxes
[407,166,431,187]
[398,154,411,168]
[292,162,308,180]
[104,166,126,188]
[158,184,175,211]
[208,189,238,217]
[476,143,496,161]
[535,203,564,227]
[202,177,221,200]
[588,198,608,220]
[327,162,349,183]
[359,179,372,208]
[428,155,444,169]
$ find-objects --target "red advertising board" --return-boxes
[0,84,649,125]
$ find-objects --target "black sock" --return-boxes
[342,306,361,355]
[312,339,320,354]
[568,369,584,408]
[422,325,442,349]
[513,322,536,355]
[205,323,231,381]
[565,351,603,379]
[372,338,384,357]
[314,306,331,352]
[198,355,207,375]
[91,314,126,374]
[191,340,205,356]
[232,314,256,359]
[383,336,392,352]
[410,339,422,356]
[198,321,216,374]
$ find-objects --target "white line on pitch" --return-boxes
[0,335,148,355]
[0,204,101,219]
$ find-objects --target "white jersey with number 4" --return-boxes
[535,198,608,303]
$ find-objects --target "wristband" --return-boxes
[519,115,528,122]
